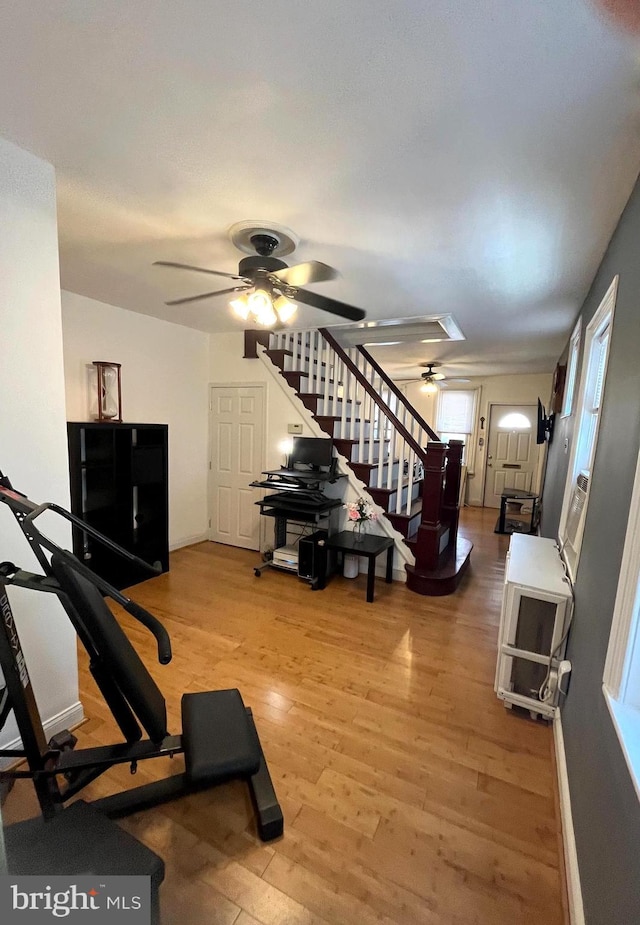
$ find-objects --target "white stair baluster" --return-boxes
[322,340,331,419]
[340,361,349,440]
[349,351,360,445]
[386,422,396,498]
[406,448,415,516]
[312,331,320,396]
[395,436,406,514]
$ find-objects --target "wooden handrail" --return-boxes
[356,345,440,442]
[319,328,428,462]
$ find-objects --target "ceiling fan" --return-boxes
[417,362,446,394]
[398,362,471,393]
[154,226,366,326]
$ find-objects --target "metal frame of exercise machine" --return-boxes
[0,471,283,841]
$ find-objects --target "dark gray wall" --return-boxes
[541,174,640,924]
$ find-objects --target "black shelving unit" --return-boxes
[67,422,169,589]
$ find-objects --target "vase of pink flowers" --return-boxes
[343,496,378,542]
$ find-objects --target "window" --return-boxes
[603,445,640,803]
[497,412,531,430]
[562,319,581,417]
[559,276,617,581]
[437,389,477,466]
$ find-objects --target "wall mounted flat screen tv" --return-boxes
[290,437,333,471]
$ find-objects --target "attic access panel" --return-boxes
[329,314,465,349]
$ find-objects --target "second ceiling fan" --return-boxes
[154,226,366,326]
[396,362,471,393]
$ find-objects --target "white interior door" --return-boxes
[483,404,539,508]
[209,385,264,549]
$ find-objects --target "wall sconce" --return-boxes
[92,361,122,422]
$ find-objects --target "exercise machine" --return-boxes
[0,471,283,841]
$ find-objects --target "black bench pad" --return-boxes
[181,689,261,783]
[5,800,165,885]
[5,801,164,925]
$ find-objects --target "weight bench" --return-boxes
[0,472,283,842]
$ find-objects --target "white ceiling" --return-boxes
[1,1,640,379]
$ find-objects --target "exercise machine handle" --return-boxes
[123,601,172,665]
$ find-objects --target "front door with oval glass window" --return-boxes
[483,404,539,508]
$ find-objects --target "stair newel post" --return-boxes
[442,440,463,550]
[412,442,447,571]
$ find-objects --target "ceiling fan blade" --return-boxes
[294,287,366,321]
[271,261,338,287]
[154,261,249,282]
[165,286,250,306]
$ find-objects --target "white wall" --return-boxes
[0,137,80,747]
[62,292,210,548]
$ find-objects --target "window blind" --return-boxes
[437,391,475,433]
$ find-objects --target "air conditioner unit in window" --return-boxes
[563,471,589,572]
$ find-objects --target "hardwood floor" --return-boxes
[3,507,565,924]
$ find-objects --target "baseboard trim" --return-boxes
[0,700,85,770]
[170,532,209,552]
[554,712,585,925]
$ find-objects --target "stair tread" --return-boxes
[302,393,361,404]
[333,437,391,446]
[369,478,423,497]
[387,500,423,521]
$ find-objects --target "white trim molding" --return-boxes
[603,445,640,698]
[602,442,640,802]
[169,532,209,552]
[558,275,618,582]
[0,700,85,771]
[554,712,586,925]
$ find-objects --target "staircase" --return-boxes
[254,327,472,595]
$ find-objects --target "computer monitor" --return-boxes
[290,437,333,471]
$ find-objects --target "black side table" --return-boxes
[321,531,394,602]
[495,489,539,535]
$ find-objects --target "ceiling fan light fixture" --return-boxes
[246,289,276,326]
[247,289,271,314]
[273,295,297,323]
[256,303,278,327]
[230,295,250,320]
[421,380,439,395]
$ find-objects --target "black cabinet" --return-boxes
[67,422,169,589]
